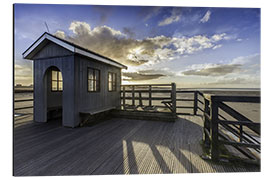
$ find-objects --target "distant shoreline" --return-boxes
[14,87,260,95]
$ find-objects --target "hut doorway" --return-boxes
[44,66,63,125]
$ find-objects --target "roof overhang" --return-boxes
[22,33,127,69]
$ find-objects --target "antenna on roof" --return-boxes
[44,22,50,33]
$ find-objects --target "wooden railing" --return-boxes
[121,84,205,116]
[14,98,34,111]
[175,90,205,116]
[202,94,260,162]
[121,83,177,114]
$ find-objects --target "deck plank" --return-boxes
[14,114,260,176]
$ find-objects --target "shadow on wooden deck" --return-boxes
[13,114,259,176]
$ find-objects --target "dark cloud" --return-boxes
[182,64,242,76]
[123,72,165,81]
[122,68,174,81]
[126,59,149,66]
[122,27,135,38]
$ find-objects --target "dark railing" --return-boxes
[121,84,261,162]
[202,94,260,162]
[121,83,177,115]
[121,84,205,116]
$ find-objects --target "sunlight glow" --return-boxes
[156,145,187,173]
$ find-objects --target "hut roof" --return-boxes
[22,32,127,69]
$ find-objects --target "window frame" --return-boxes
[108,72,117,92]
[87,67,101,92]
[51,70,63,92]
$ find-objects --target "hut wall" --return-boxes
[32,43,77,127]
[74,55,121,114]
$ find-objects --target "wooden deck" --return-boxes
[14,114,259,176]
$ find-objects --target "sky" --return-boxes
[14,4,261,88]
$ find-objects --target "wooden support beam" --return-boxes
[219,140,260,149]
[218,102,260,135]
[171,83,176,115]
[194,91,198,115]
[210,98,219,161]
[14,99,34,102]
[14,106,34,110]
[123,86,126,109]
[203,98,210,148]
[139,91,143,107]
[132,86,135,106]
[149,85,152,106]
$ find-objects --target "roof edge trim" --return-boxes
[22,32,127,69]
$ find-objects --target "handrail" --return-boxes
[121,83,177,115]
[218,102,260,135]
[202,94,260,162]
[14,98,34,111]
[122,84,172,86]
[14,99,34,102]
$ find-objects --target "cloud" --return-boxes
[212,44,222,50]
[123,72,165,81]
[200,10,211,23]
[230,53,260,65]
[122,27,135,38]
[55,30,66,39]
[158,8,181,26]
[122,68,174,81]
[54,21,228,68]
[138,7,162,21]
[15,64,33,85]
[236,38,243,42]
[69,21,91,35]
[182,64,242,76]
[172,33,227,54]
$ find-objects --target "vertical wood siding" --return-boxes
[32,41,122,127]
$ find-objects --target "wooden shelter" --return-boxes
[23,32,127,127]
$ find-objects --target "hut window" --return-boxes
[51,70,63,92]
[88,68,100,92]
[108,72,116,91]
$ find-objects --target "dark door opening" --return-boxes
[45,66,63,125]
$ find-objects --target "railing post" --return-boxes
[210,96,219,161]
[149,85,152,106]
[132,85,135,107]
[194,91,198,115]
[171,83,176,115]
[203,98,210,148]
[239,125,243,142]
[123,86,126,109]
[139,91,142,107]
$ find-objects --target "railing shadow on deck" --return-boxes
[120,84,261,164]
[15,113,214,174]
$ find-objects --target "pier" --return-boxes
[14,84,260,175]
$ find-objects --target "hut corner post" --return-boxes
[171,83,177,116]
[122,86,126,110]
[194,91,198,115]
[210,97,219,161]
